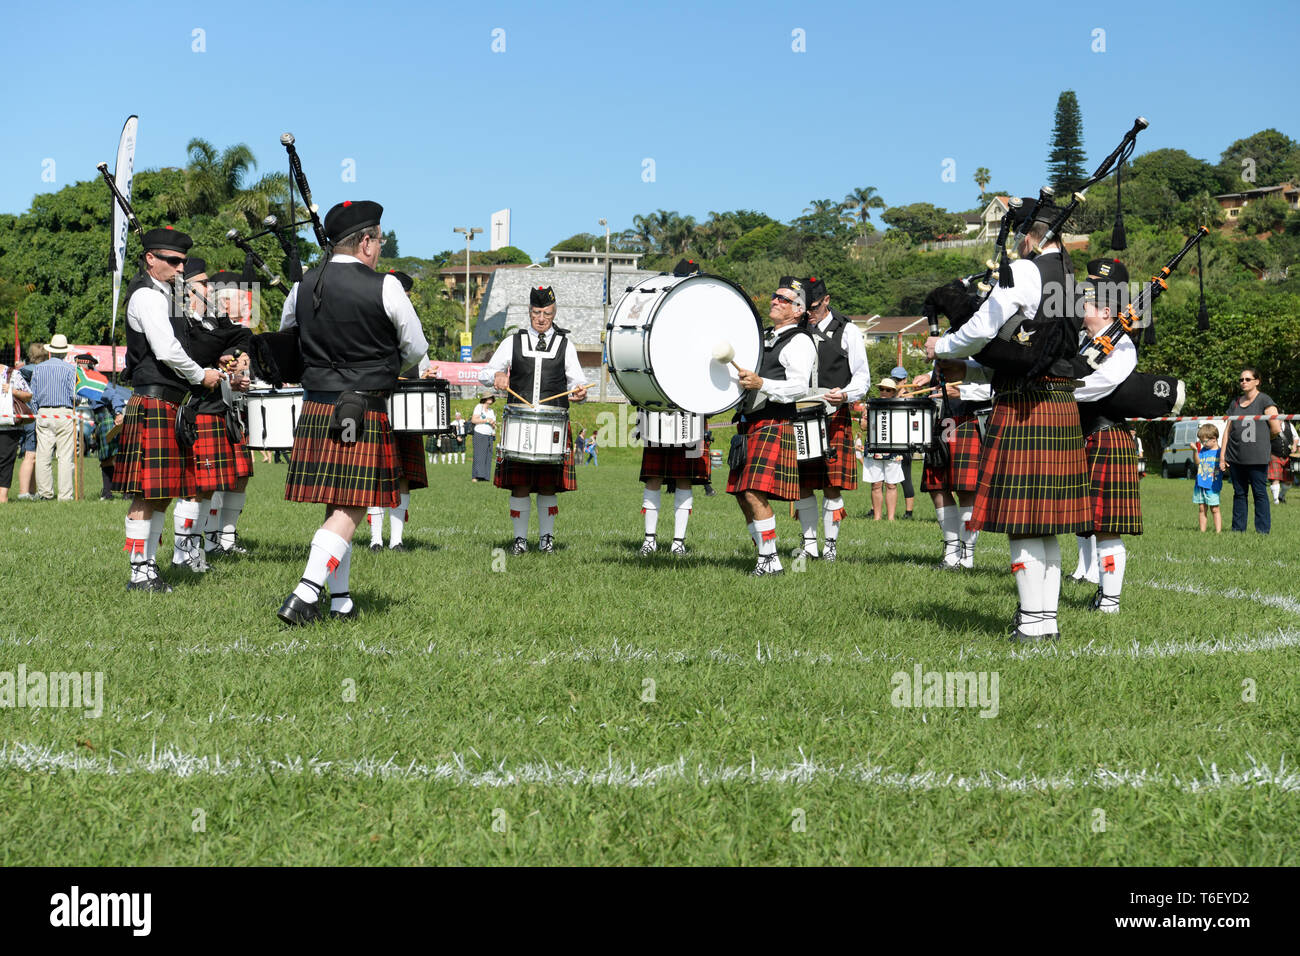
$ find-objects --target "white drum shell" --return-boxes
[866,400,935,453]
[388,384,451,434]
[637,409,704,447]
[501,405,570,463]
[244,389,304,449]
[792,414,829,461]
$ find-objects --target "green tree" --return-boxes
[880,203,965,243]
[1047,91,1087,195]
[1238,196,1290,236]
[1217,129,1300,192]
[380,231,399,258]
[842,186,886,230]
[973,167,991,205]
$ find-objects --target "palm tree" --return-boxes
[159,139,288,223]
[974,167,991,204]
[842,186,886,227]
[663,214,698,256]
[632,209,675,255]
[699,211,742,257]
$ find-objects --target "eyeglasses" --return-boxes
[151,253,187,266]
[1240,377,1255,383]
[771,293,794,305]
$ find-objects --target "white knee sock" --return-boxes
[1011,538,1048,635]
[959,505,977,567]
[1271,480,1281,503]
[197,497,215,551]
[173,499,200,564]
[936,506,960,565]
[147,511,167,563]
[125,517,151,582]
[219,491,245,548]
[754,515,781,568]
[747,521,758,548]
[389,493,409,547]
[1072,534,1089,579]
[538,495,558,537]
[1097,539,1126,608]
[642,488,661,536]
[1042,535,1062,620]
[823,496,845,543]
[794,495,818,555]
[366,507,385,546]
[509,496,530,539]
[673,488,693,540]
[294,528,350,604]
[327,542,353,613]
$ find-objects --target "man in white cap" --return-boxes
[27,333,79,500]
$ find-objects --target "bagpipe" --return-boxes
[1075,227,1211,420]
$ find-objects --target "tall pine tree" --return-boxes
[1047,91,1087,195]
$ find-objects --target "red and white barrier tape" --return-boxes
[1125,414,1300,423]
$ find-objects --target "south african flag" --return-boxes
[76,366,108,401]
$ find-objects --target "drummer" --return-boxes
[365,269,434,552]
[791,276,869,562]
[639,260,711,557]
[477,286,587,555]
[728,277,817,576]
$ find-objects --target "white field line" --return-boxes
[1143,579,1300,616]
[1,742,1294,794]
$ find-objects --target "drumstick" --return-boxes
[537,383,591,404]
[503,386,535,407]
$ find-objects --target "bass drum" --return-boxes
[607,273,761,416]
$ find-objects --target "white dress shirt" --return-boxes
[816,314,870,402]
[749,323,816,411]
[280,254,431,376]
[127,275,205,385]
[934,252,1060,359]
[957,381,993,403]
[477,328,587,403]
[1073,331,1137,403]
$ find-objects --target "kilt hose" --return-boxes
[1267,455,1287,483]
[113,394,192,500]
[640,441,711,482]
[493,425,577,493]
[727,418,800,501]
[186,413,255,495]
[284,400,402,509]
[92,406,120,463]
[921,413,983,493]
[797,406,858,491]
[1085,426,1143,535]
[969,387,1091,536]
[394,432,429,490]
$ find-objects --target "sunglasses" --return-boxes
[151,253,187,266]
[1240,378,1255,383]
[771,293,794,305]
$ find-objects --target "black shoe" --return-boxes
[640,535,657,556]
[277,592,321,626]
[1087,587,1120,613]
[903,511,914,520]
[388,543,406,553]
[671,538,688,556]
[218,536,251,556]
[751,554,784,576]
[704,483,716,498]
[369,543,383,552]
[865,509,874,519]
[126,567,172,594]
[511,537,527,556]
[329,592,358,621]
[1008,628,1059,644]
[539,534,555,554]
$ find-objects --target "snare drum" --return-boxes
[792,405,829,461]
[865,398,935,454]
[500,404,569,463]
[244,388,304,449]
[607,273,762,416]
[636,409,704,447]
[388,379,451,434]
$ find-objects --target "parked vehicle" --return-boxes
[1161,420,1217,478]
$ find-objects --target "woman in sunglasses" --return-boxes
[1222,368,1281,533]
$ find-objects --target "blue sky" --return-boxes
[2,0,1296,261]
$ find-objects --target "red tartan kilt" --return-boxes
[640,442,710,482]
[921,414,982,493]
[395,432,429,489]
[113,395,191,500]
[186,413,254,494]
[1085,426,1143,535]
[285,400,401,508]
[727,418,800,501]
[1267,455,1287,482]
[493,425,577,493]
[797,406,858,490]
[970,387,1091,535]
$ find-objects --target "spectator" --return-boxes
[15,345,44,499]
[1194,423,1223,533]
[27,334,78,500]
[585,431,598,466]
[0,361,35,503]
[575,427,587,465]
[890,366,916,517]
[861,378,904,520]
[1222,368,1281,533]
[1267,420,1296,504]
[470,394,497,482]
[451,411,468,464]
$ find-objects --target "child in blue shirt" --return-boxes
[1194,423,1223,533]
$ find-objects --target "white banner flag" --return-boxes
[109,115,137,374]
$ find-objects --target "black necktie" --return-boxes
[536,332,547,351]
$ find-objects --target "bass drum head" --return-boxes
[646,275,762,416]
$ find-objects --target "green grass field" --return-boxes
[2,405,1297,865]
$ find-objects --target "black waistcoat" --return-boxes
[124,271,191,391]
[186,315,253,413]
[808,312,851,389]
[509,330,570,408]
[296,261,399,391]
[976,252,1081,387]
[748,326,812,420]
